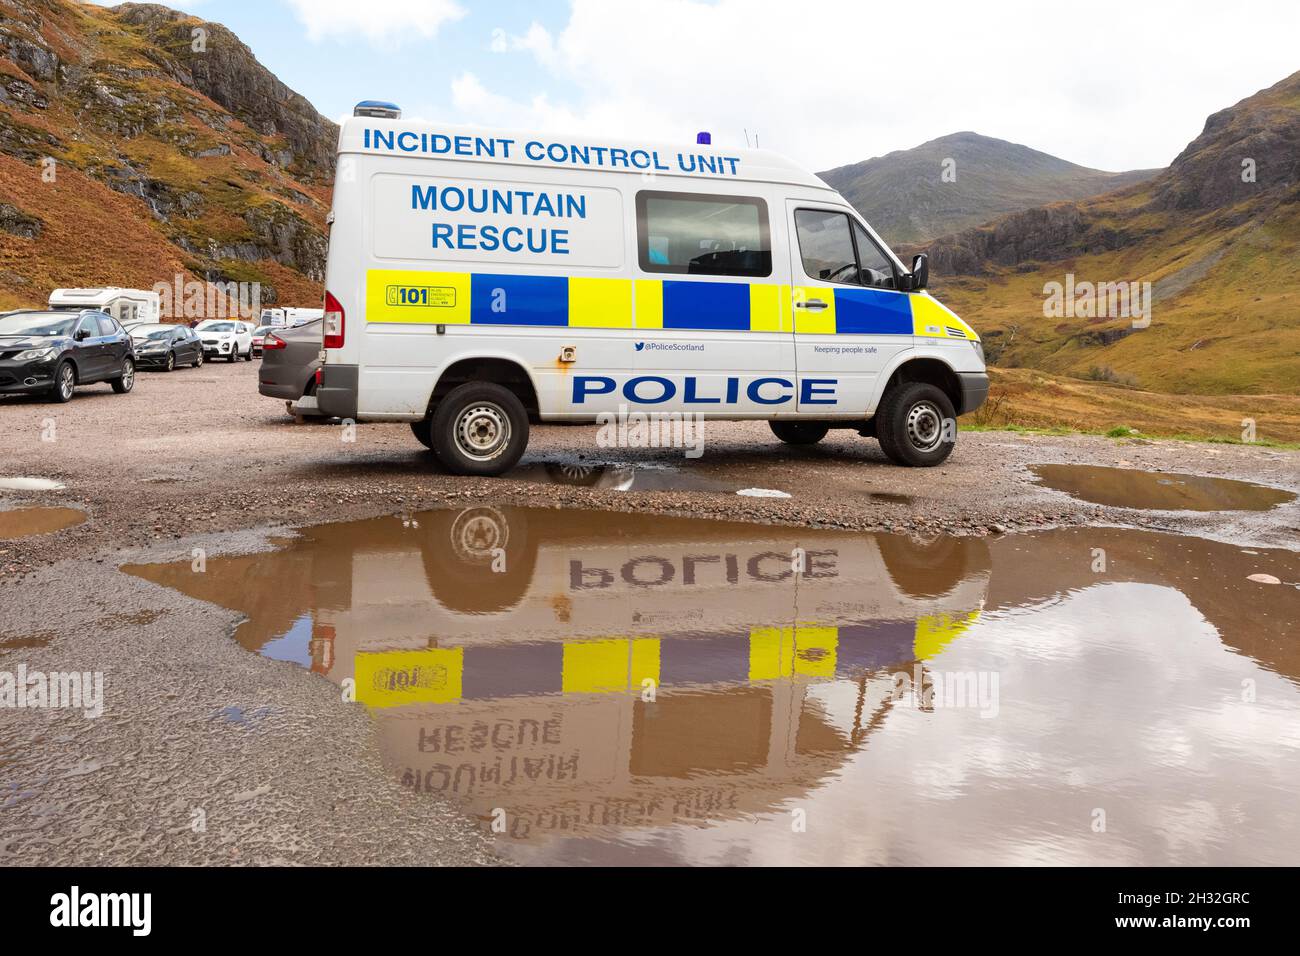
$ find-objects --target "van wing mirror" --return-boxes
[908,253,929,291]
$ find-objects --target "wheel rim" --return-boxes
[454,402,511,462]
[59,365,74,399]
[167,353,174,371]
[905,400,944,452]
[196,351,203,366]
[449,507,509,564]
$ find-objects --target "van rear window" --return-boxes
[636,191,771,278]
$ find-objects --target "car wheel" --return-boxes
[430,382,529,477]
[165,351,175,372]
[411,418,434,450]
[770,420,830,445]
[876,382,956,467]
[227,348,237,363]
[193,350,203,368]
[110,357,135,394]
[245,345,254,362]
[50,360,76,403]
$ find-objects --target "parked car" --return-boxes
[250,325,276,357]
[130,323,205,371]
[258,318,324,415]
[0,309,135,402]
[195,320,254,362]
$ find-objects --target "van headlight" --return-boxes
[14,347,55,361]
[970,340,985,365]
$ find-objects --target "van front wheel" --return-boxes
[876,382,956,467]
[431,382,529,477]
[770,421,829,445]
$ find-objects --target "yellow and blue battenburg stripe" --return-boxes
[351,612,980,708]
[365,269,975,339]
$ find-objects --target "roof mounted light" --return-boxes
[696,131,711,145]
[354,100,402,119]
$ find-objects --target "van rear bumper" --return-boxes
[957,371,989,415]
[316,364,359,420]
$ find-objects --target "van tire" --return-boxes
[876,382,956,467]
[770,421,829,445]
[430,382,529,476]
[410,418,434,450]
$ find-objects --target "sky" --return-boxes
[90,0,1300,173]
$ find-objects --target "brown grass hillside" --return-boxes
[0,0,335,314]
[920,71,1300,399]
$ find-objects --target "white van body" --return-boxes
[49,288,161,328]
[318,106,988,473]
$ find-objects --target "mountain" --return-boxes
[0,0,336,312]
[819,132,1158,246]
[921,71,1300,396]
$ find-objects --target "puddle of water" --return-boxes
[0,631,54,651]
[509,461,727,493]
[0,477,66,492]
[1030,464,1295,512]
[125,507,1300,865]
[0,507,86,540]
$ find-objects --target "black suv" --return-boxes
[0,309,136,402]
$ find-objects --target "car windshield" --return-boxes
[200,322,236,333]
[253,327,273,336]
[0,313,79,337]
[132,325,173,340]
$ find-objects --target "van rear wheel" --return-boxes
[430,382,529,477]
[876,382,956,467]
[770,421,829,445]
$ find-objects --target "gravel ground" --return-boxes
[1,360,1297,865]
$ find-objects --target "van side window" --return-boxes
[636,191,771,277]
[795,210,897,290]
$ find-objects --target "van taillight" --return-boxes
[323,291,345,349]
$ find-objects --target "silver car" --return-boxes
[258,318,323,415]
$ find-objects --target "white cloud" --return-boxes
[454,0,1300,172]
[488,22,558,67]
[286,0,465,46]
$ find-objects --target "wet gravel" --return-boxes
[1,360,1297,865]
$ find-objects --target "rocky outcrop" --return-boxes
[115,3,338,179]
[0,200,42,238]
[0,0,334,303]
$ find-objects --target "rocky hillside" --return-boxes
[923,71,1300,396]
[819,132,1157,246]
[0,0,336,312]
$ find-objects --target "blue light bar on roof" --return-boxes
[355,100,402,119]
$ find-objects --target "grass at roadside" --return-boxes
[962,368,1300,447]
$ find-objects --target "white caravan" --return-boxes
[316,101,988,475]
[49,288,161,328]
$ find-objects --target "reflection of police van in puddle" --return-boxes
[317,102,989,474]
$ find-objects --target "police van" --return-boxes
[316,101,988,475]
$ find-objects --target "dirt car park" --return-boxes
[2,359,1298,865]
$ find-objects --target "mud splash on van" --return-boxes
[125,507,1300,865]
[1030,464,1294,511]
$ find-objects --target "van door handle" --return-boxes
[795,298,829,311]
